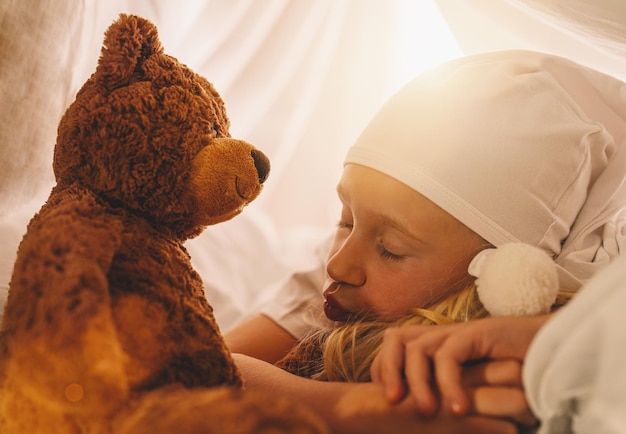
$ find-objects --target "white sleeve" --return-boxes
[259,234,332,340]
[523,253,626,434]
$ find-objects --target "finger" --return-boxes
[371,328,409,404]
[403,328,460,416]
[432,344,473,416]
[432,323,507,415]
[462,359,523,388]
[404,344,438,416]
[468,386,539,428]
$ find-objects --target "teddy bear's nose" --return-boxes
[251,149,270,184]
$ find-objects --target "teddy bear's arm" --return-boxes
[3,195,130,415]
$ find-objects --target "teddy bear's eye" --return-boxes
[212,124,220,138]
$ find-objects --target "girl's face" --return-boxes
[323,164,486,322]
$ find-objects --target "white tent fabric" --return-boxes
[1,0,625,331]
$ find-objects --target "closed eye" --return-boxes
[337,220,352,231]
[378,242,404,261]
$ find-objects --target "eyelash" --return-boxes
[379,243,404,261]
[336,220,352,230]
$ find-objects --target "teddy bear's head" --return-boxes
[53,14,269,239]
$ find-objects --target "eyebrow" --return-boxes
[375,213,430,246]
[336,184,429,246]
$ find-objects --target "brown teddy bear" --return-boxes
[0,14,327,434]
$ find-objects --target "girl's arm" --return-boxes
[233,353,520,434]
[225,314,298,364]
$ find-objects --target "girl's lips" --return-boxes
[323,294,352,322]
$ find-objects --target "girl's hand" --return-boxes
[370,316,549,418]
[462,361,538,428]
[334,381,523,434]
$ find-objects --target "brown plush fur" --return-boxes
[114,385,328,434]
[0,14,327,434]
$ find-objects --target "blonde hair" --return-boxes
[276,284,572,382]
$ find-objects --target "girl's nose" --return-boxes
[325,237,366,287]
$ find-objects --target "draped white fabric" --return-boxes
[58,0,626,234]
[1,0,625,329]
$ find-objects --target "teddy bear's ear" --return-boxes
[96,14,164,91]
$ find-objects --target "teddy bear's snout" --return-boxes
[251,149,270,184]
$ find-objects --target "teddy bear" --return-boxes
[0,14,327,434]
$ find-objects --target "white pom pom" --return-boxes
[468,243,559,316]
